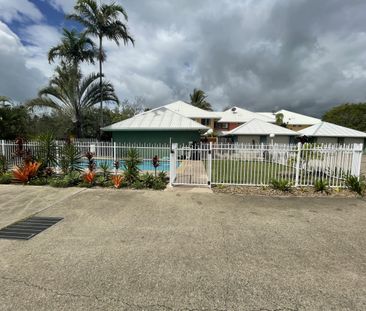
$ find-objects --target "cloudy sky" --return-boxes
[1,0,366,116]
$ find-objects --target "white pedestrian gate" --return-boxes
[170,143,211,187]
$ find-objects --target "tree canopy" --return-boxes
[189,88,213,111]
[322,103,366,132]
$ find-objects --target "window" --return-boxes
[201,118,210,126]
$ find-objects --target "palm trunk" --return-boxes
[99,35,103,140]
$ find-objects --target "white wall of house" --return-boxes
[315,137,364,145]
[236,135,291,144]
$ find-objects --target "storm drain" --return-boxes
[0,216,63,240]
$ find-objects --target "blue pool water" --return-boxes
[82,159,170,171]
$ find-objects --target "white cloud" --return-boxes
[0,0,43,23]
[0,21,46,101]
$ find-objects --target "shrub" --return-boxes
[124,149,142,185]
[28,177,48,186]
[270,178,292,192]
[83,171,95,185]
[60,143,83,174]
[49,177,70,188]
[99,161,110,181]
[157,171,168,183]
[152,178,166,190]
[140,172,155,188]
[345,175,366,196]
[111,174,123,189]
[131,180,144,189]
[12,162,41,184]
[0,155,7,174]
[0,172,12,184]
[36,133,57,175]
[314,179,330,194]
[49,172,80,188]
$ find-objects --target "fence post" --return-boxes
[1,140,4,156]
[207,142,212,187]
[169,143,177,186]
[351,143,363,178]
[55,143,60,173]
[295,142,302,187]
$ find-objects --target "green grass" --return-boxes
[211,160,292,185]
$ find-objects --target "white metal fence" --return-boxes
[169,142,364,188]
[0,139,363,188]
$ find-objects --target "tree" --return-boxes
[48,28,96,67]
[27,63,119,138]
[275,113,287,128]
[322,103,366,132]
[189,88,213,111]
[0,102,30,139]
[67,0,134,132]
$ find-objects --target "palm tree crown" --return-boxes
[48,28,96,66]
[27,63,119,137]
[190,88,213,111]
[67,0,134,132]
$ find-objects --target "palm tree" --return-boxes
[48,28,96,67]
[189,88,213,111]
[27,63,119,137]
[67,0,134,131]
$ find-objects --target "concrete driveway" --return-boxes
[0,185,365,310]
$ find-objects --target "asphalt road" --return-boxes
[0,185,365,310]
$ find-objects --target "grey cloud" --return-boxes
[4,0,366,117]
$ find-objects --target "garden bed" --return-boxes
[212,185,360,198]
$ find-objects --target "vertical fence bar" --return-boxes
[207,142,212,187]
[1,139,4,156]
[295,142,301,187]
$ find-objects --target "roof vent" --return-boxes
[231,107,237,113]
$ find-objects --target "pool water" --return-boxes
[82,159,170,171]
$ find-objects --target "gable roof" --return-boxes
[218,107,274,123]
[264,109,321,125]
[164,100,220,119]
[101,107,209,131]
[298,122,366,138]
[225,118,299,136]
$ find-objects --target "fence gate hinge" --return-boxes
[207,181,211,185]
[208,150,211,155]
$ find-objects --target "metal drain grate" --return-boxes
[0,216,63,240]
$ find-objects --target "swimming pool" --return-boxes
[82,159,171,171]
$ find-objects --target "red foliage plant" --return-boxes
[111,174,123,189]
[83,171,96,184]
[12,162,41,184]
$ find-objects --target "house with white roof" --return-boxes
[217,107,274,131]
[101,107,208,144]
[258,109,321,131]
[298,121,366,145]
[164,100,220,129]
[223,118,299,144]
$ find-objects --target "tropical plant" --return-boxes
[12,162,41,184]
[275,113,287,128]
[314,179,330,194]
[36,133,57,173]
[111,174,123,188]
[48,28,96,67]
[270,178,292,192]
[152,155,159,177]
[140,172,155,188]
[67,0,134,130]
[84,151,96,172]
[60,143,83,174]
[123,148,141,185]
[49,171,81,188]
[0,172,12,184]
[83,170,96,184]
[99,161,110,181]
[27,63,119,137]
[189,88,213,111]
[345,175,366,196]
[0,155,7,175]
